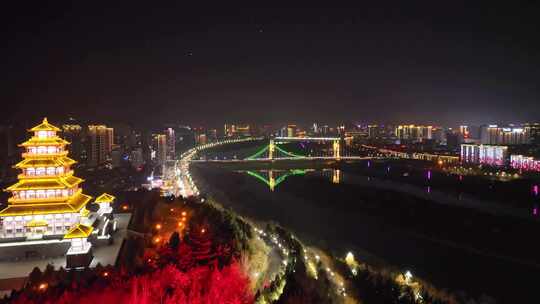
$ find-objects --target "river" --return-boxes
[192,164,540,303]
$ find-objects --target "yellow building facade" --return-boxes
[0,118,92,240]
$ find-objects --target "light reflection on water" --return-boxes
[238,168,342,191]
[239,166,538,218]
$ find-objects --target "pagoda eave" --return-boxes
[0,192,92,216]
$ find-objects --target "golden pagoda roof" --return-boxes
[64,224,94,239]
[19,136,70,147]
[95,193,115,204]
[25,219,48,227]
[14,156,77,169]
[29,118,61,132]
[0,191,92,216]
[6,175,83,191]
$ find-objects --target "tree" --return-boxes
[187,225,214,265]
[28,267,42,286]
[169,232,180,250]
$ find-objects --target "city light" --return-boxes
[404,270,413,283]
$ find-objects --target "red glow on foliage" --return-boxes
[14,263,253,304]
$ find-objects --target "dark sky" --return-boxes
[2,2,540,127]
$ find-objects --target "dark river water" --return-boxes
[193,164,540,303]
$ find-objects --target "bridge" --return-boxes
[170,137,376,197]
[246,137,342,160]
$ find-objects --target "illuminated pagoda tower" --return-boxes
[0,118,93,245]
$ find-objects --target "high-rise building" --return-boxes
[431,127,446,144]
[480,125,529,145]
[153,134,167,165]
[460,144,508,166]
[367,125,380,139]
[87,125,114,166]
[165,128,175,160]
[319,125,330,135]
[0,118,93,240]
[62,124,84,162]
[130,148,145,169]
[395,125,432,142]
[524,123,540,144]
[287,124,297,137]
[195,133,208,145]
[459,125,470,139]
[207,129,218,142]
[445,130,459,150]
[224,124,234,137]
[312,123,319,134]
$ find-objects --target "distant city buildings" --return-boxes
[525,123,540,144]
[480,125,529,145]
[224,124,251,138]
[460,144,508,166]
[395,125,432,142]
[287,124,297,137]
[195,133,208,145]
[510,154,540,172]
[367,125,380,139]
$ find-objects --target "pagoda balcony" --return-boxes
[18,170,74,180]
[22,151,69,158]
[7,195,73,204]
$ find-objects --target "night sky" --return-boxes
[2,3,540,126]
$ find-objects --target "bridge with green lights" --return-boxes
[246,137,342,160]
[189,136,381,164]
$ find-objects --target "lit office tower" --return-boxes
[154,134,167,165]
[88,125,114,166]
[395,125,432,142]
[165,128,175,160]
[0,118,92,240]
